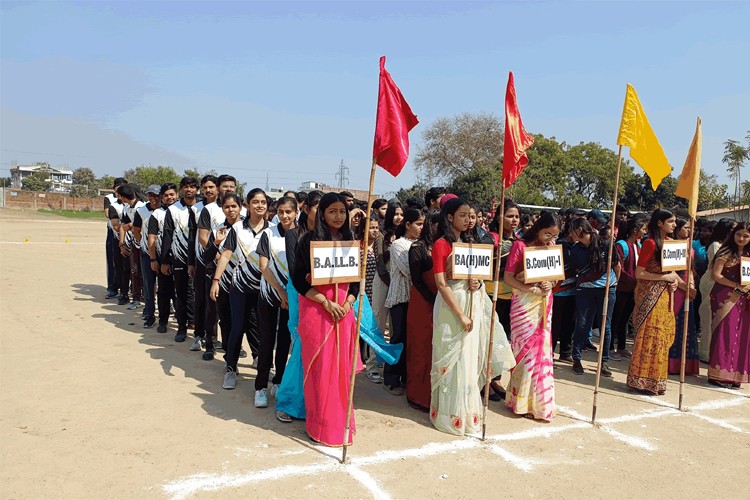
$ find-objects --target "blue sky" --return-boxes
[2,1,748,198]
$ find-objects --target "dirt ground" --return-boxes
[1,208,748,500]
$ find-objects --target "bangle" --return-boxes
[212,278,220,282]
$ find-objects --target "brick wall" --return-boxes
[1,189,104,211]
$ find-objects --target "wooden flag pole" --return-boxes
[678,222,695,410]
[592,145,623,425]
[342,158,378,464]
[481,183,507,441]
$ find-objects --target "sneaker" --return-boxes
[600,364,613,378]
[156,323,168,333]
[619,349,632,358]
[239,349,247,359]
[254,388,268,408]
[117,296,129,306]
[141,312,148,320]
[250,356,258,368]
[143,317,156,329]
[572,360,584,375]
[367,371,383,384]
[202,349,215,361]
[174,331,187,342]
[106,290,118,299]
[190,337,203,351]
[583,341,598,352]
[214,339,224,352]
[383,384,404,396]
[269,383,278,399]
[558,354,573,363]
[127,300,141,311]
[223,368,237,390]
[609,351,622,361]
[276,411,292,423]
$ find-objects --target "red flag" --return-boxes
[373,56,419,176]
[502,71,535,188]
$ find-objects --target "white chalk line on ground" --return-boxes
[161,395,748,499]
[0,241,99,245]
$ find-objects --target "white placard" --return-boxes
[449,243,494,280]
[523,245,565,283]
[741,257,750,286]
[310,240,361,285]
[661,239,689,272]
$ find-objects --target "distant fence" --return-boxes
[0,188,104,211]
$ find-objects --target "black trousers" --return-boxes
[495,298,512,340]
[193,262,207,337]
[202,270,218,342]
[255,300,291,390]
[225,287,260,371]
[611,290,635,351]
[551,294,575,356]
[210,287,231,351]
[157,270,174,326]
[171,261,194,332]
[119,251,131,298]
[106,230,118,293]
[384,302,408,388]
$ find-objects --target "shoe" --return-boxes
[609,351,622,361]
[156,323,167,333]
[619,349,632,358]
[490,380,507,400]
[106,290,118,299]
[202,349,215,361]
[276,411,292,423]
[583,341,598,352]
[600,364,613,378]
[708,379,730,389]
[239,349,247,359]
[189,337,203,351]
[269,383,278,399]
[223,368,237,390]
[591,328,600,338]
[254,388,268,408]
[143,317,156,328]
[573,360,584,375]
[117,296,129,305]
[731,383,742,389]
[558,354,573,363]
[126,300,141,311]
[214,339,224,352]
[383,384,404,396]
[367,372,383,384]
[481,388,502,402]
[141,312,148,320]
[174,331,187,342]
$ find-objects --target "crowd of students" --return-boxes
[103,177,749,445]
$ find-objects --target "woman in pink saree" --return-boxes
[291,193,362,446]
[503,212,561,421]
[707,222,750,389]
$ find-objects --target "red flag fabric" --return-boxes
[503,71,535,188]
[373,56,419,176]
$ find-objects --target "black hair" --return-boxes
[710,218,737,245]
[424,186,446,207]
[201,174,218,186]
[339,191,354,199]
[312,192,353,242]
[117,184,136,201]
[437,197,470,244]
[521,212,561,244]
[673,217,689,240]
[647,208,675,257]
[395,208,425,238]
[489,199,520,235]
[617,215,648,242]
[298,190,323,231]
[179,176,199,188]
[113,177,127,189]
[417,210,441,248]
[276,195,298,211]
[356,214,379,240]
[217,174,237,187]
[383,200,404,238]
[713,221,750,264]
[160,183,177,195]
[219,192,243,207]
[405,197,424,210]
[571,218,608,276]
[246,187,267,204]
[372,198,388,211]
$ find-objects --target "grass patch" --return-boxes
[37,209,103,219]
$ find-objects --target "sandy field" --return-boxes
[1,208,748,500]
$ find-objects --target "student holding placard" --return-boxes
[292,192,361,446]
[707,222,750,389]
[503,212,561,421]
[383,208,425,395]
[627,209,687,395]
[668,217,699,375]
[430,198,515,435]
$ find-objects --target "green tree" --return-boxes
[697,172,730,211]
[97,175,115,192]
[123,165,181,189]
[722,137,750,207]
[621,173,687,212]
[183,168,218,180]
[414,112,503,182]
[449,167,502,209]
[21,170,52,191]
[0,177,11,188]
[70,167,98,197]
[394,182,429,206]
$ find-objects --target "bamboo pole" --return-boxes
[341,158,378,464]
[678,222,695,410]
[592,145,623,425]
[481,183,507,441]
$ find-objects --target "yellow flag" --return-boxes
[675,117,702,218]
[616,84,672,190]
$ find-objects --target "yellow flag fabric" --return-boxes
[675,117,702,218]
[616,83,672,190]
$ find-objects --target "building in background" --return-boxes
[10,162,73,193]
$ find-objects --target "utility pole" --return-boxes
[335,159,349,190]
[265,172,269,192]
